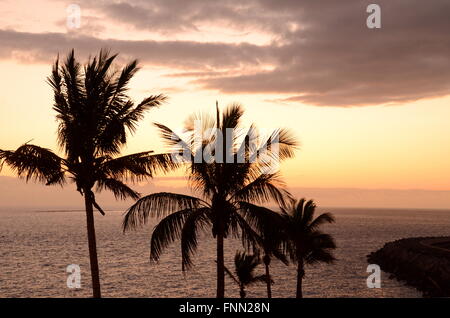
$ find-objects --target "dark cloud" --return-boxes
[194,0,450,106]
[85,0,293,35]
[2,0,450,106]
[0,29,271,69]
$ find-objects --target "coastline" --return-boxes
[367,237,450,297]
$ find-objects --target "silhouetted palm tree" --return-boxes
[0,49,175,297]
[122,102,298,298]
[238,203,288,298]
[224,251,271,298]
[280,199,336,298]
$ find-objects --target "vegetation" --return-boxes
[237,203,288,297]
[224,251,272,298]
[0,49,176,297]
[280,199,337,298]
[1,48,338,298]
[122,102,298,298]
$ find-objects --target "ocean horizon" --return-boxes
[1,207,449,298]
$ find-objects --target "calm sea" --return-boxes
[1,207,450,298]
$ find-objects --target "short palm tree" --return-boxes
[0,49,176,297]
[224,251,271,298]
[238,203,288,298]
[280,199,336,298]
[122,102,298,298]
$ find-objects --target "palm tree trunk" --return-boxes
[240,287,246,298]
[263,254,272,298]
[296,260,304,298]
[216,232,225,298]
[84,190,101,298]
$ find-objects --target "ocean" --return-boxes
[1,207,450,298]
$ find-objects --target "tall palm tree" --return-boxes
[238,203,289,298]
[122,102,298,298]
[0,49,176,298]
[280,199,337,298]
[224,251,271,298]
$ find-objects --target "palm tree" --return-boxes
[122,102,298,298]
[237,202,288,298]
[280,199,337,298]
[224,251,271,298]
[0,49,176,298]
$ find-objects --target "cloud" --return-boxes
[83,0,293,36]
[2,0,450,106]
[0,29,271,69]
[193,0,450,106]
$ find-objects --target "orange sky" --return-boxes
[1,0,450,208]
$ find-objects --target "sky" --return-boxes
[1,0,450,209]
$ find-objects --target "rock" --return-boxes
[367,236,450,297]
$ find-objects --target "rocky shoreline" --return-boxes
[367,237,450,297]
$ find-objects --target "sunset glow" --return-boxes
[1,0,450,208]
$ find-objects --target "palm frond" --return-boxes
[294,198,307,220]
[150,208,195,263]
[233,251,266,286]
[253,128,299,162]
[154,122,193,154]
[0,144,65,185]
[184,110,216,133]
[122,192,208,231]
[180,208,211,271]
[232,173,291,208]
[282,198,337,268]
[237,201,289,262]
[101,151,178,182]
[311,233,337,250]
[96,178,140,200]
[221,103,244,130]
[237,201,281,233]
[309,212,335,231]
[230,212,263,252]
[301,199,317,226]
[112,59,139,99]
[123,94,167,134]
[249,274,273,286]
[305,233,337,265]
[61,50,84,118]
[47,56,71,132]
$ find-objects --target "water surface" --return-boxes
[1,207,449,298]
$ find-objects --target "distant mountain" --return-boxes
[1,175,449,210]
